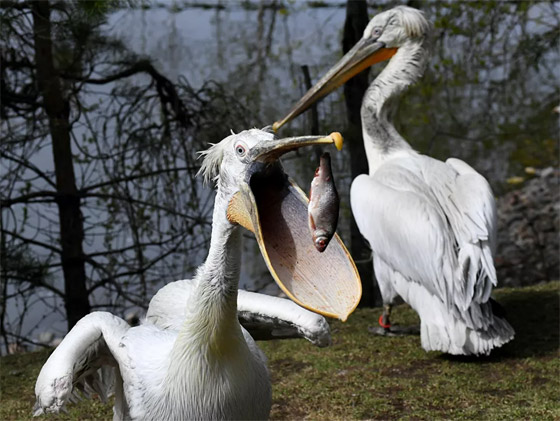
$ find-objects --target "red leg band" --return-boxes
[379,314,391,329]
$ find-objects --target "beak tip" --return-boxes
[330,132,344,151]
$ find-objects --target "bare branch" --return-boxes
[0,152,56,188]
[1,229,62,255]
[63,59,192,127]
[87,192,210,224]
[80,166,198,193]
[4,274,64,297]
[1,190,57,208]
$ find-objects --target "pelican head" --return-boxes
[273,6,431,130]
[199,128,361,321]
[198,128,341,194]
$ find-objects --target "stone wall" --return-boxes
[495,167,559,287]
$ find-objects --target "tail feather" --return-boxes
[457,241,496,312]
[394,271,514,355]
[422,299,514,356]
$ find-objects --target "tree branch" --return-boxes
[1,190,57,208]
[87,231,190,296]
[63,59,191,127]
[5,274,64,297]
[87,231,188,258]
[80,166,197,193]
[70,59,154,85]
[1,229,62,255]
[0,152,56,188]
[86,192,210,224]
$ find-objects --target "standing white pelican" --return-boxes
[274,6,514,355]
[34,129,361,419]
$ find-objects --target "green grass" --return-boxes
[1,282,558,420]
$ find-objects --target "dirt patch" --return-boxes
[270,397,307,420]
[271,357,311,372]
[380,358,438,381]
[480,387,512,398]
[269,357,312,382]
[367,409,400,420]
[335,367,363,378]
[531,376,550,386]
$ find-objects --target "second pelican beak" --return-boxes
[273,39,397,131]
[226,133,360,321]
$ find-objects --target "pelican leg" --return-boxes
[368,304,395,336]
[368,304,420,336]
[380,304,392,332]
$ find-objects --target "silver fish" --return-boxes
[308,152,339,252]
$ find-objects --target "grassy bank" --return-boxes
[1,282,558,420]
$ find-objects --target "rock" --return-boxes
[7,342,27,354]
[495,167,559,287]
[37,331,63,347]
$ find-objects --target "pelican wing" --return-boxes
[34,312,130,416]
[418,156,498,310]
[237,290,331,347]
[444,157,497,253]
[351,162,456,308]
[352,153,499,317]
[145,279,196,330]
[146,280,331,346]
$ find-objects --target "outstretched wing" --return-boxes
[236,290,331,347]
[351,153,499,318]
[34,312,130,416]
[147,279,331,347]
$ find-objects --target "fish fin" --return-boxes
[308,212,316,231]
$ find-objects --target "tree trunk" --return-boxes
[342,0,380,307]
[32,1,91,328]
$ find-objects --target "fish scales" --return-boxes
[308,152,339,252]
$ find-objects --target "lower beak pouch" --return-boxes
[228,165,361,321]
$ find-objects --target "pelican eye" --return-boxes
[372,27,382,37]
[235,144,247,157]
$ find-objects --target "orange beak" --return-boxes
[273,40,397,131]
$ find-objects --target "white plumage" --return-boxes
[351,153,513,354]
[275,6,514,355]
[33,129,341,420]
[147,281,331,347]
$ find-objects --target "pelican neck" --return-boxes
[360,39,428,173]
[171,189,245,357]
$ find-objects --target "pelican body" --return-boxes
[34,130,361,419]
[275,6,514,355]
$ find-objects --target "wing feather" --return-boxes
[34,312,129,415]
[351,168,456,308]
[237,290,331,347]
[422,157,498,308]
[351,153,499,318]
